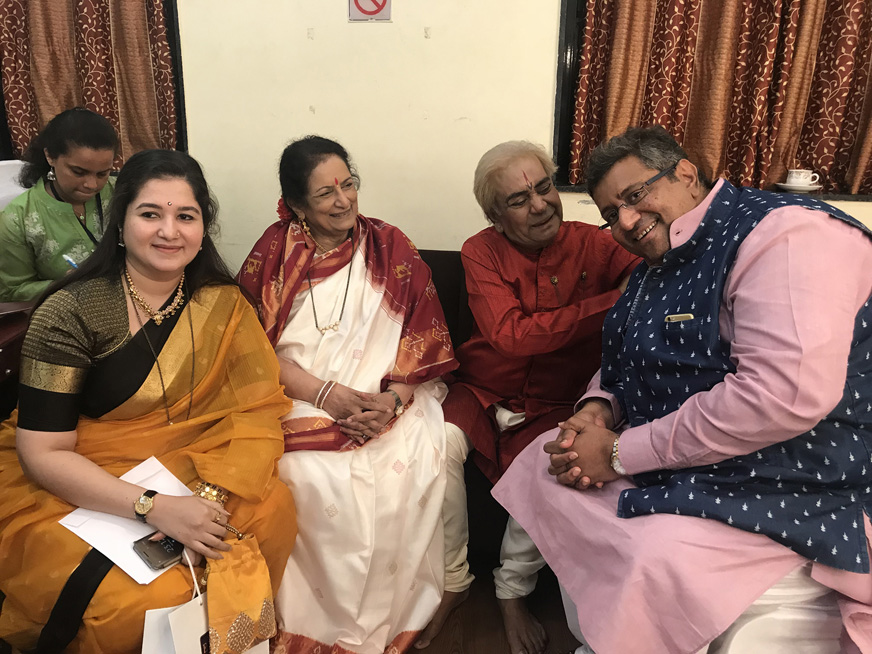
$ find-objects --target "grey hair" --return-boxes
[473,141,557,222]
[586,126,712,196]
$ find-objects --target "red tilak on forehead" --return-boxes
[334,177,339,186]
[522,171,533,189]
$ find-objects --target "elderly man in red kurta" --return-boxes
[414,141,639,653]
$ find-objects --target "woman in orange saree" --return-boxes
[0,150,295,654]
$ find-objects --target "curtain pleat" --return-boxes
[682,0,744,182]
[569,0,616,185]
[145,0,177,151]
[75,0,120,147]
[28,1,80,125]
[110,1,163,160]
[569,0,872,194]
[638,0,701,142]
[798,0,872,193]
[0,0,176,161]
[0,0,39,151]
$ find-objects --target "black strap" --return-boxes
[32,549,114,654]
[48,180,101,246]
[76,195,100,246]
[94,192,104,236]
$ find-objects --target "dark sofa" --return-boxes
[419,249,509,565]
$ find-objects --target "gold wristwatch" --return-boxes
[386,389,404,416]
[133,489,158,523]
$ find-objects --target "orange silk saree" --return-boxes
[0,285,295,653]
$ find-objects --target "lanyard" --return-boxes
[48,179,103,246]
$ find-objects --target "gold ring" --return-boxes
[213,510,222,524]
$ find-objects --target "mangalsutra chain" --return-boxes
[306,232,355,335]
[125,269,186,326]
[124,274,195,425]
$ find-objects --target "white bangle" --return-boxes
[320,381,337,409]
[314,380,335,409]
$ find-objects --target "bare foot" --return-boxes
[413,588,470,649]
[498,597,547,654]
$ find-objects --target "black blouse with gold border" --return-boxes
[18,275,184,431]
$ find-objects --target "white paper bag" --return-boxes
[141,604,178,654]
[169,592,209,653]
[142,590,269,654]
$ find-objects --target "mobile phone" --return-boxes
[133,532,184,570]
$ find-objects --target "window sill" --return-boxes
[556,185,872,202]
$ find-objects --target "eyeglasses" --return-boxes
[505,178,554,211]
[598,162,678,230]
[310,178,359,205]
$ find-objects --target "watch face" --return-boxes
[134,495,154,515]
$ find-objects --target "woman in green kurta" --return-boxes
[0,108,118,301]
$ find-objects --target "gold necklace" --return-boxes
[299,218,328,253]
[124,276,195,425]
[124,268,186,326]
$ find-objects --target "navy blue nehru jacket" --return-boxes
[600,181,872,573]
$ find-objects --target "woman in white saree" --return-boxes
[238,136,457,653]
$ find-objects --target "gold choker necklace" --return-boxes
[124,268,185,326]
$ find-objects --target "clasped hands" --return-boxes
[545,399,621,490]
[325,383,397,443]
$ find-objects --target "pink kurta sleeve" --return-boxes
[619,207,872,474]
[577,368,624,425]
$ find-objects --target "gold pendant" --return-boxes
[154,314,163,325]
[317,320,341,335]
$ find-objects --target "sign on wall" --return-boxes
[349,0,391,21]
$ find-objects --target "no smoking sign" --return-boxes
[349,0,391,21]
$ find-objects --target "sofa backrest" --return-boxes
[419,249,473,349]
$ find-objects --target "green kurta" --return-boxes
[0,177,114,301]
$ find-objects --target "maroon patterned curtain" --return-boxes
[568,0,872,194]
[0,0,176,163]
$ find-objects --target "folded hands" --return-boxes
[545,399,622,490]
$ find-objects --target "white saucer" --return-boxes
[776,182,823,193]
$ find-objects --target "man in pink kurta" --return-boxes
[494,127,872,653]
[414,141,638,653]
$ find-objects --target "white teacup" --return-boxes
[785,169,820,186]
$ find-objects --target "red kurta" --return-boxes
[443,221,640,482]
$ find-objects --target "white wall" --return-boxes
[177,2,872,269]
[177,1,562,269]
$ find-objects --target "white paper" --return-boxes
[142,604,178,654]
[59,456,192,584]
[168,592,208,654]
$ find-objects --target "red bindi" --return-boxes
[334,177,339,186]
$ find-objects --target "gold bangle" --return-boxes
[194,481,229,506]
